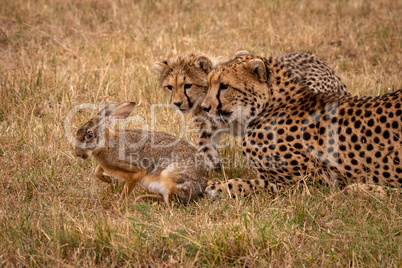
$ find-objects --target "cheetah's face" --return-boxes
[154,55,212,114]
[201,56,271,125]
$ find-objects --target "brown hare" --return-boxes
[75,102,208,206]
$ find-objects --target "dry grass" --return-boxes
[0,0,401,266]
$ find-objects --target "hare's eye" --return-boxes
[219,83,228,91]
[184,84,192,90]
[85,131,93,140]
[166,85,173,90]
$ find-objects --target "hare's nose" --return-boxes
[174,102,183,108]
[201,106,211,112]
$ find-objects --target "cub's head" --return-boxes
[153,54,213,113]
[201,55,273,125]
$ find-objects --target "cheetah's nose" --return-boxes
[174,102,183,108]
[201,106,211,112]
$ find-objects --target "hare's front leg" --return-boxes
[120,172,144,200]
[94,164,112,184]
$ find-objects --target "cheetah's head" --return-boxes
[153,54,213,114]
[201,55,273,126]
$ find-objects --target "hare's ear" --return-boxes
[192,56,212,73]
[98,103,118,117]
[245,59,267,83]
[233,50,250,57]
[153,61,168,74]
[109,102,136,119]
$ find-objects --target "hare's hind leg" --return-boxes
[139,172,178,208]
[94,165,112,183]
[120,172,144,200]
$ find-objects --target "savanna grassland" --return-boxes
[0,0,401,266]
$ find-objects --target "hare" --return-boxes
[75,102,208,206]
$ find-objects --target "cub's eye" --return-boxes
[184,84,192,90]
[219,83,228,91]
[85,131,94,140]
[166,85,173,90]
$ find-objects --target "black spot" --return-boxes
[279,145,287,151]
[354,120,362,128]
[294,143,303,149]
[302,132,311,141]
[364,111,372,117]
[354,144,361,151]
[318,139,324,145]
[290,160,298,166]
[319,127,325,135]
[383,130,390,139]
[284,154,292,159]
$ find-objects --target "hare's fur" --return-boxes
[75,102,208,206]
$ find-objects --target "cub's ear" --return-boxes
[233,50,250,57]
[245,59,267,83]
[153,61,168,74]
[192,56,212,73]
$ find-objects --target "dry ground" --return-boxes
[0,0,401,266]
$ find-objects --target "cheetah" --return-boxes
[201,55,401,197]
[154,52,349,171]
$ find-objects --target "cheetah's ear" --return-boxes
[233,50,250,57]
[153,61,168,74]
[246,59,267,83]
[192,56,212,73]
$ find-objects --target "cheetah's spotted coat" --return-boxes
[202,55,401,197]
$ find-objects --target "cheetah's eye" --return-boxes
[85,131,94,140]
[184,84,192,90]
[219,83,228,91]
[166,85,173,90]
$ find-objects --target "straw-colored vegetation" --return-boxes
[0,0,401,266]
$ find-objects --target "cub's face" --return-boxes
[201,56,271,125]
[154,55,213,114]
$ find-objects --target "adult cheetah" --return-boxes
[154,52,349,171]
[201,55,401,197]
